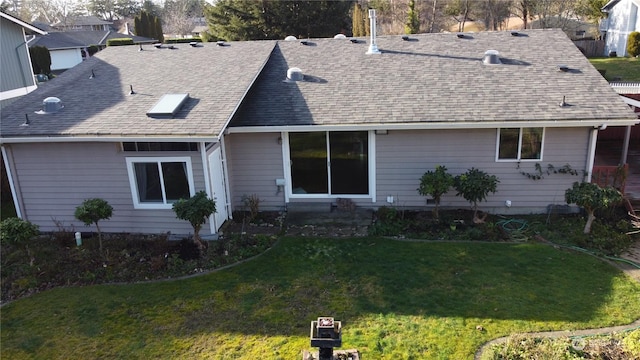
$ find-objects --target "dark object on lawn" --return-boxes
[311,317,342,360]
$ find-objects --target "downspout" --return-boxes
[1,146,23,218]
[621,125,631,165]
[219,135,233,220]
[585,127,599,182]
[15,39,34,92]
[199,141,215,234]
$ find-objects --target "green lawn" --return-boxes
[2,237,640,359]
[589,57,640,82]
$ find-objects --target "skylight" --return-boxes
[146,93,190,118]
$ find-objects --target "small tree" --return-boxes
[417,165,454,220]
[628,31,640,57]
[565,182,622,234]
[75,198,113,253]
[454,168,499,222]
[172,191,216,254]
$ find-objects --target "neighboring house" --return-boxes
[0,11,47,108]
[601,0,640,57]
[1,28,638,237]
[51,16,112,32]
[28,31,157,71]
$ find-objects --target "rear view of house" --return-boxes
[1,26,637,237]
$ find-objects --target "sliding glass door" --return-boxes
[289,131,369,196]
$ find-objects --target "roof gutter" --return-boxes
[226,118,640,134]
[0,135,218,144]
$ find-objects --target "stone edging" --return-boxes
[473,319,640,360]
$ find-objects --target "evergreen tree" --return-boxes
[204,0,352,41]
[405,0,419,34]
[352,2,364,36]
[154,16,164,43]
[29,46,51,75]
[135,10,164,42]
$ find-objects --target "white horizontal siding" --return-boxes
[226,133,286,211]
[8,142,208,234]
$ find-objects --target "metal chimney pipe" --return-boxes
[366,9,381,55]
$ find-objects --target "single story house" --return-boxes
[1,25,638,237]
[50,16,112,32]
[28,31,157,72]
[600,0,640,57]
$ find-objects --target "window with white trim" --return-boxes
[126,157,195,209]
[497,128,544,161]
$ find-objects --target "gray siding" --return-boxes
[375,128,589,213]
[7,142,207,234]
[0,18,35,95]
[225,133,286,211]
[226,128,590,214]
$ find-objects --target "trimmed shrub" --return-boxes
[165,37,202,44]
[87,45,100,56]
[106,38,135,46]
[627,31,640,57]
[0,217,39,246]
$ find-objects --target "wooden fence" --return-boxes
[573,39,605,57]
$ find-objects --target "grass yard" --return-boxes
[589,57,640,82]
[2,237,640,359]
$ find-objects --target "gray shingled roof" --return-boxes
[0,41,276,140]
[51,16,112,27]
[231,29,637,129]
[2,29,636,142]
[29,31,157,49]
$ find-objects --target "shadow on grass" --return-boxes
[2,237,639,355]
[174,238,635,334]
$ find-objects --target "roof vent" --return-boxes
[216,41,227,46]
[456,33,465,38]
[285,67,304,82]
[350,39,360,43]
[300,40,310,45]
[557,64,569,72]
[154,43,162,49]
[334,34,347,39]
[168,45,176,49]
[482,50,502,65]
[284,35,297,41]
[366,9,381,54]
[36,97,63,114]
[511,31,520,36]
[401,35,409,41]
[189,42,198,47]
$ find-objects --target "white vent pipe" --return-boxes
[366,9,381,55]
